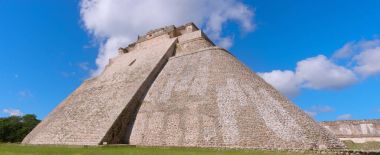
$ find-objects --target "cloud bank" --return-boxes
[258,55,357,97]
[3,108,23,116]
[259,38,380,97]
[258,70,301,97]
[336,114,352,120]
[304,105,334,117]
[80,0,255,76]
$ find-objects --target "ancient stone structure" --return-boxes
[321,120,380,143]
[23,23,346,150]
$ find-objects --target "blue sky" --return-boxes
[0,0,379,121]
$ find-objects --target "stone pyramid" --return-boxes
[23,23,345,150]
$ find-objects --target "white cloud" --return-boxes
[304,111,317,117]
[296,55,357,90]
[259,55,356,97]
[218,37,234,49]
[80,0,255,77]
[353,47,380,77]
[78,62,90,71]
[304,105,334,117]
[311,105,334,113]
[258,70,301,97]
[337,114,352,120]
[3,108,23,116]
[333,39,380,59]
[333,39,380,77]
[18,90,33,98]
[332,42,355,59]
[260,38,380,97]
[91,36,132,76]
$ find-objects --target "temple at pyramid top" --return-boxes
[118,22,214,55]
[139,23,199,41]
[23,23,346,151]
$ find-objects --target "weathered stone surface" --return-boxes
[321,120,380,143]
[22,35,177,145]
[129,45,346,150]
[23,23,346,150]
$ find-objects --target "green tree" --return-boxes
[0,114,40,143]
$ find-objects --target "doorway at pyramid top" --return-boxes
[174,23,216,56]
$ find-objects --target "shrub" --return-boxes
[0,114,40,143]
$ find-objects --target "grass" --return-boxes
[4,142,379,155]
[0,144,313,155]
[343,140,380,151]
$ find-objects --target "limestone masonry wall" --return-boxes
[129,45,345,150]
[22,34,177,145]
[320,120,380,143]
[23,23,346,151]
[127,25,346,150]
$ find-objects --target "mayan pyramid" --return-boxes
[23,23,345,150]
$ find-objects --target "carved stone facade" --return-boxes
[23,23,346,151]
[321,120,380,143]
